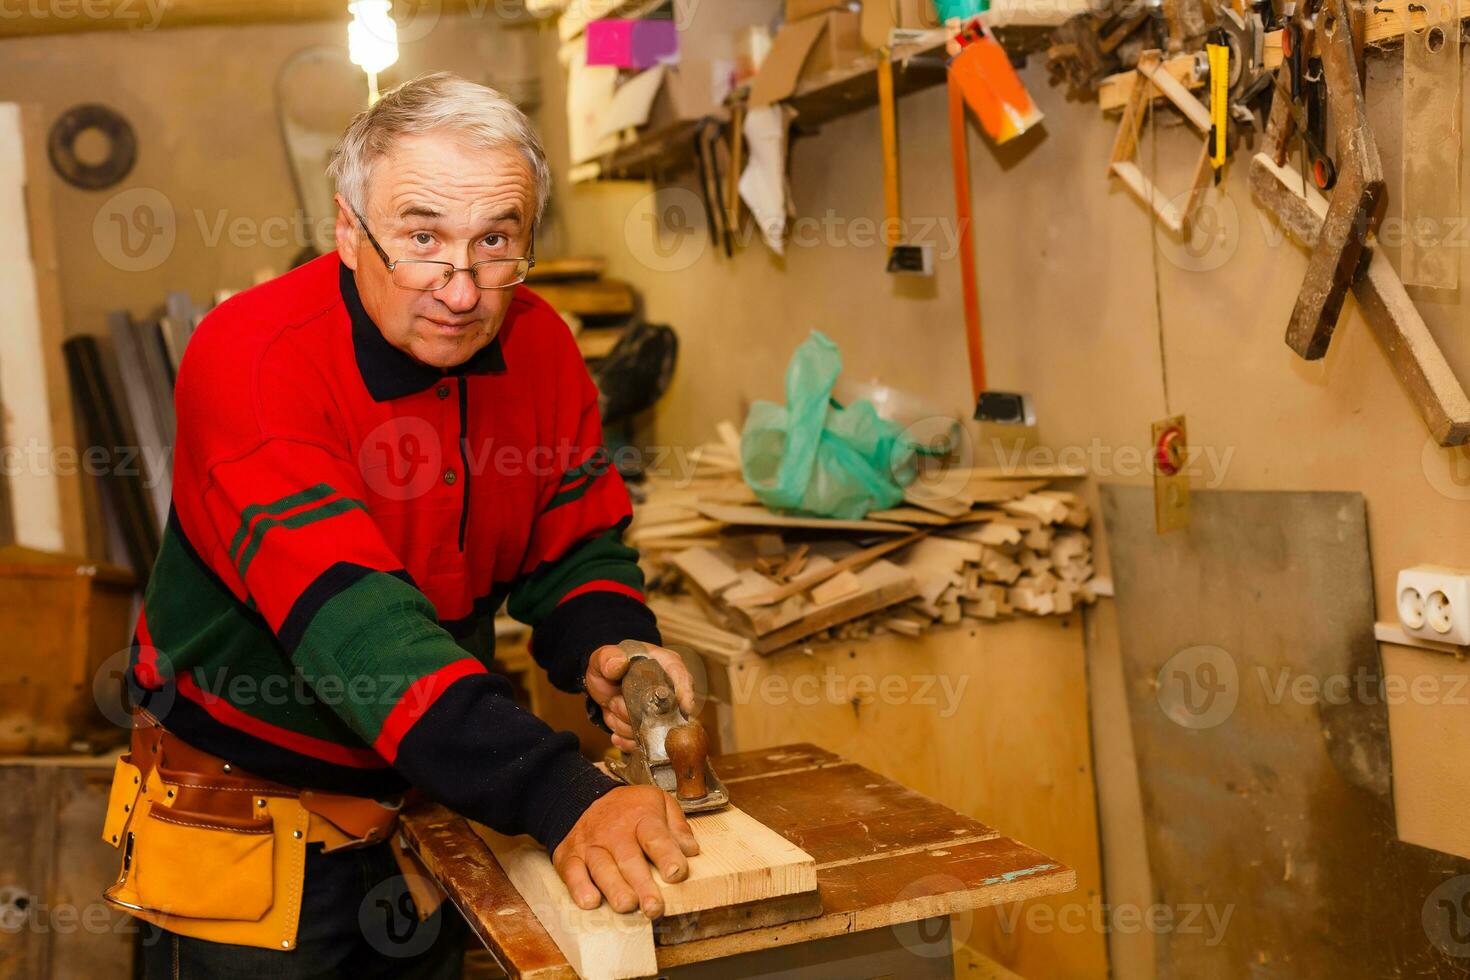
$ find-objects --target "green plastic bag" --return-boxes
[740,332,917,520]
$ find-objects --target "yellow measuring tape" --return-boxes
[1207,33,1230,179]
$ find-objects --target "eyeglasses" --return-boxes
[352,206,536,290]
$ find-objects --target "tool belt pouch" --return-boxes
[101,754,311,950]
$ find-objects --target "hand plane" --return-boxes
[608,640,729,814]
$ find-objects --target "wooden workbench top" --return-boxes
[400,743,1075,978]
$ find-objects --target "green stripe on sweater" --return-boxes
[228,483,336,563]
[293,572,471,743]
[142,523,372,748]
[506,526,645,626]
[236,496,368,579]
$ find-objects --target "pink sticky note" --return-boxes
[630,20,678,68]
[586,19,634,67]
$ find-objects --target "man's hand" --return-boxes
[585,642,695,753]
[551,785,700,918]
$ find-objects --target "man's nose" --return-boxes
[434,267,481,313]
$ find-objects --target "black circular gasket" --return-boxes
[48,104,137,191]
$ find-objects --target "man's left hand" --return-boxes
[585,642,696,752]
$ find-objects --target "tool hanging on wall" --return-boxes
[1251,32,1470,445]
[947,21,1042,425]
[1275,25,1339,191]
[1279,0,1385,361]
[693,117,733,258]
[1207,30,1230,183]
[877,48,933,275]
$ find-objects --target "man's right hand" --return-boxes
[551,785,700,919]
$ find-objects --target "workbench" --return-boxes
[401,743,1076,979]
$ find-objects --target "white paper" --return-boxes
[738,105,789,256]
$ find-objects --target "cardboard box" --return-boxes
[804,9,863,77]
[786,0,852,19]
[596,60,726,142]
[749,9,863,104]
[860,0,940,49]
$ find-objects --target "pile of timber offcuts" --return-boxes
[627,447,1098,657]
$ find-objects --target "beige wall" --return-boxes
[0,13,539,340]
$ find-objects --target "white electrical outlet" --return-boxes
[1396,565,1470,645]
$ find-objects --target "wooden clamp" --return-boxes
[1282,0,1386,359]
[1107,50,1215,237]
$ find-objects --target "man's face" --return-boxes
[335,132,535,370]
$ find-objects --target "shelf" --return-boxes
[569,118,709,184]
[572,40,948,185]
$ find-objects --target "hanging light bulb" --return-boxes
[348,0,399,103]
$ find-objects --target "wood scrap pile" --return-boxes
[628,428,1097,657]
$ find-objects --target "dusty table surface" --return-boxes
[400,743,1075,978]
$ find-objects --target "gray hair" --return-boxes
[328,72,551,224]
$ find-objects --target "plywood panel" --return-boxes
[1102,485,1470,979]
[1382,642,1470,861]
[717,620,1108,979]
[0,104,64,555]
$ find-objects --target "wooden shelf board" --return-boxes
[575,41,946,185]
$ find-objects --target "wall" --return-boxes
[0,12,539,341]
[538,28,1470,979]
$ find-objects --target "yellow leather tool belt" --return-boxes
[100,714,412,951]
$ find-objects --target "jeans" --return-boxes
[139,840,465,979]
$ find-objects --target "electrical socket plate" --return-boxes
[1396,564,1470,645]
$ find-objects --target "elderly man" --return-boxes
[101,73,696,977]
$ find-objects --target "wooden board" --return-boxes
[753,559,919,653]
[480,831,659,980]
[401,745,1076,977]
[532,279,635,318]
[473,805,815,979]
[0,105,65,555]
[1101,486,1470,979]
[696,503,912,534]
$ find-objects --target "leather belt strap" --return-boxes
[130,713,401,847]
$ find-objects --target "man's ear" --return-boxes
[334,194,359,269]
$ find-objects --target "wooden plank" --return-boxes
[0,0,525,36]
[481,831,659,980]
[0,105,65,555]
[527,256,605,282]
[532,279,635,318]
[474,804,816,976]
[696,504,912,534]
[403,806,578,980]
[18,105,87,557]
[753,560,919,653]
[730,530,925,607]
[671,546,741,597]
[810,570,862,605]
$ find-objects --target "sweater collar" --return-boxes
[341,260,506,402]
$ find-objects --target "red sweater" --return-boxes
[129,253,659,850]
